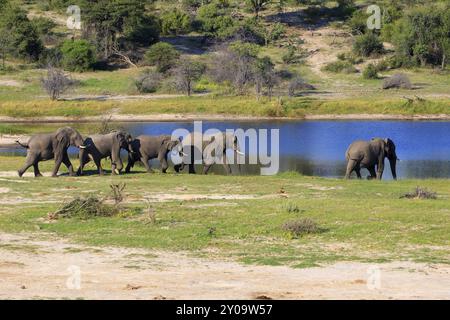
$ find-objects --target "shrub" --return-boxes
[282,46,300,64]
[31,16,56,36]
[322,60,357,74]
[353,32,384,57]
[49,196,120,220]
[382,73,412,90]
[135,70,163,93]
[41,67,73,100]
[60,39,96,72]
[288,76,315,96]
[160,9,191,35]
[144,42,180,73]
[282,218,321,238]
[362,63,378,79]
[400,187,437,200]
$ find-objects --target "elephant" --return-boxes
[174,131,244,175]
[345,138,398,180]
[77,131,133,176]
[125,135,184,174]
[16,127,86,177]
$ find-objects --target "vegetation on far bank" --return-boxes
[0,155,448,267]
[0,0,449,118]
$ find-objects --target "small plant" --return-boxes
[110,183,126,205]
[282,218,321,238]
[382,73,412,90]
[282,46,298,64]
[322,61,357,74]
[362,63,379,79]
[284,203,303,214]
[144,201,157,225]
[208,226,217,237]
[401,187,437,200]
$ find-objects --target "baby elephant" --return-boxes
[16,127,86,177]
[345,138,399,180]
[125,135,184,174]
[77,131,133,176]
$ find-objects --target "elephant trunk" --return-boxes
[389,157,397,180]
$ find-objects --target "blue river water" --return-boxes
[1,120,449,179]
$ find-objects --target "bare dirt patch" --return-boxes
[0,232,449,300]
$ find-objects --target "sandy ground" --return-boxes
[0,232,449,300]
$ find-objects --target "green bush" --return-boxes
[60,39,96,72]
[353,32,384,57]
[160,9,191,35]
[362,63,378,79]
[196,1,236,38]
[144,42,180,73]
[322,60,357,74]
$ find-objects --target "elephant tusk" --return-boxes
[79,145,87,149]
[235,150,244,156]
[180,152,188,157]
[114,169,120,175]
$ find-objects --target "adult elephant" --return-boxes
[345,138,399,180]
[16,127,86,178]
[125,135,184,174]
[174,131,244,175]
[77,131,133,176]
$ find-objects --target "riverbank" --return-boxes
[0,112,449,124]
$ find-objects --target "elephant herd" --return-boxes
[16,126,399,180]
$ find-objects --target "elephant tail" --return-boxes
[15,140,29,149]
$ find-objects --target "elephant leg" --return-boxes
[33,163,43,177]
[222,153,232,175]
[94,158,104,175]
[159,155,168,173]
[125,154,135,173]
[141,156,152,173]
[52,155,64,177]
[18,161,34,177]
[174,163,184,173]
[62,154,75,176]
[345,160,357,179]
[202,164,212,175]
[368,166,377,180]
[77,152,89,176]
[355,165,362,179]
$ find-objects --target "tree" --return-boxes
[246,0,271,19]
[253,56,278,98]
[161,9,191,35]
[0,27,12,68]
[41,67,73,100]
[81,0,159,59]
[391,5,449,69]
[144,42,180,73]
[0,5,43,61]
[173,57,205,96]
[60,39,96,72]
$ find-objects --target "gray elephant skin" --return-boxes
[77,131,133,176]
[125,135,183,173]
[16,127,86,177]
[175,132,244,175]
[345,138,398,180]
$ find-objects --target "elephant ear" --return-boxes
[54,129,70,155]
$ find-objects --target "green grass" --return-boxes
[0,156,448,267]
